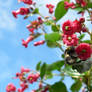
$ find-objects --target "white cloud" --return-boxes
[0,0,16,31]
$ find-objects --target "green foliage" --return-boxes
[47,60,64,71]
[74,7,84,12]
[40,63,47,79]
[55,1,68,21]
[78,34,85,41]
[70,80,82,92]
[82,40,91,44]
[51,25,60,32]
[36,61,41,71]
[88,2,92,8]
[33,8,39,14]
[50,81,67,92]
[45,32,61,42]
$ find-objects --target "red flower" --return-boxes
[34,40,45,46]
[75,43,92,60]
[27,73,40,84]
[72,20,82,33]
[6,83,16,92]
[76,0,87,7]
[64,1,76,9]
[62,20,74,35]
[18,88,23,92]
[46,4,54,14]
[22,35,34,48]
[18,0,33,5]
[12,7,30,18]
[79,17,85,23]
[21,66,30,73]
[20,82,28,91]
[63,34,78,46]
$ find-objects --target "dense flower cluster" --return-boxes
[62,17,92,60]
[6,67,49,92]
[64,0,87,10]
[8,0,92,91]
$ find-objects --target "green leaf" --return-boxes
[36,61,41,71]
[88,2,92,8]
[45,32,61,42]
[47,60,64,71]
[45,71,53,79]
[82,40,91,44]
[55,1,67,21]
[46,41,60,48]
[74,7,84,12]
[51,25,60,32]
[70,80,82,92]
[78,34,85,41]
[40,63,47,79]
[50,81,67,92]
[33,8,39,14]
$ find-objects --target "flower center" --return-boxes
[30,77,33,80]
[65,26,69,30]
[8,86,11,89]
[82,49,86,53]
[68,37,72,41]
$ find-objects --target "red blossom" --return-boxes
[22,35,34,48]
[21,66,30,73]
[63,34,78,46]
[75,43,92,60]
[64,1,76,9]
[34,40,45,46]
[6,83,16,92]
[72,19,82,33]
[46,4,54,14]
[18,0,33,5]
[62,20,75,35]
[12,7,30,18]
[76,0,87,7]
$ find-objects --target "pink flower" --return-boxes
[27,74,36,84]
[27,73,40,84]
[64,1,76,9]
[21,66,30,73]
[12,7,30,18]
[46,4,54,14]
[31,90,36,92]
[82,27,87,32]
[20,83,28,91]
[34,40,45,46]
[12,10,20,18]
[79,17,85,23]
[6,83,16,92]
[72,20,82,33]
[18,88,23,92]
[63,34,78,46]
[28,28,35,34]
[62,20,74,35]
[75,43,92,60]
[22,35,34,48]
[18,0,33,5]
[76,0,87,7]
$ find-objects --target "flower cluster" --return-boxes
[6,67,49,92]
[62,17,92,60]
[64,0,87,10]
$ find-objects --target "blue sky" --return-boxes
[0,0,91,92]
